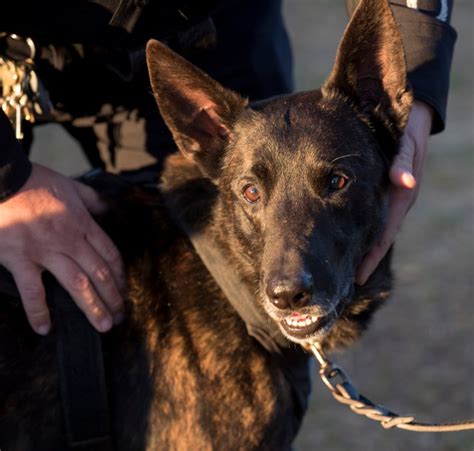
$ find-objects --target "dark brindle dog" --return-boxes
[0,0,413,449]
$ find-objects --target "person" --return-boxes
[0,0,457,335]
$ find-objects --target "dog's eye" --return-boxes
[329,174,348,191]
[242,184,261,203]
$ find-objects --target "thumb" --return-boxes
[390,134,417,190]
[74,181,108,215]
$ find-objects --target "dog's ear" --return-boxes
[323,0,412,139]
[146,40,248,179]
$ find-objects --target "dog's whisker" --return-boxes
[330,154,362,164]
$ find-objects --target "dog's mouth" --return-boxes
[279,311,335,342]
[260,282,352,344]
[280,312,331,337]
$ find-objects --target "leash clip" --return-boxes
[309,342,353,393]
[320,364,352,394]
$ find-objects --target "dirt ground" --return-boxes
[30,2,473,450]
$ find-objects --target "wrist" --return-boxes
[412,99,434,127]
[406,100,433,138]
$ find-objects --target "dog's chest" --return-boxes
[106,250,298,450]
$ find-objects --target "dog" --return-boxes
[0,0,412,449]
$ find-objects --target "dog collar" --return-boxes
[175,222,292,354]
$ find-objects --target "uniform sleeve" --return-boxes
[0,110,32,202]
[346,0,457,134]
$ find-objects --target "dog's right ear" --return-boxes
[323,0,413,144]
[146,40,248,179]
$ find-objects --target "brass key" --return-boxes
[0,34,51,140]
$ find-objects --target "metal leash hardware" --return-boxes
[309,342,474,433]
[0,33,51,139]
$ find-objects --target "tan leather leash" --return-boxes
[309,343,474,432]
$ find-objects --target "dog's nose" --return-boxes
[266,273,314,310]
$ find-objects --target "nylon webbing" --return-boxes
[47,273,113,450]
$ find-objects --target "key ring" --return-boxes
[1,33,36,62]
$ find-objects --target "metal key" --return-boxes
[0,34,51,139]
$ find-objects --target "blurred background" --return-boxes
[29,1,473,450]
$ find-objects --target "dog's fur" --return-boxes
[0,0,412,449]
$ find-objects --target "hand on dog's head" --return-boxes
[146,0,412,349]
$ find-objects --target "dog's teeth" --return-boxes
[284,315,320,329]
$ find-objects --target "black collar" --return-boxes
[180,223,291,353]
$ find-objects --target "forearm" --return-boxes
[346,0,457,134]
[0,110,32,201]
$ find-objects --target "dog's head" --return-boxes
[147,0,412,347]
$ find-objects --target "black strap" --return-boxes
[0,267,112,451]
[46,274,113,451]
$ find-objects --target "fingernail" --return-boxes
[114,312,125,325]
[99,317,113,332]
[401,172,416,189]
[37,324,50,336]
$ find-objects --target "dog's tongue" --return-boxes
[290,312,304,318]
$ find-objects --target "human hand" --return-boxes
[356,100,434,285]
[0,163,124,334]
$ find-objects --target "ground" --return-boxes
[30,2,473,450]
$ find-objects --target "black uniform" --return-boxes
[0,0,457,201]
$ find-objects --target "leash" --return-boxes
[309,342,474,433]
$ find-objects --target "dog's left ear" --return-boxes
[323,0,413,140]
[146,40,248,179]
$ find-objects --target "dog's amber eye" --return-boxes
[242,184,261,203]
[329,174,348,191]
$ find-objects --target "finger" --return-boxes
[72,239,124,324]
[390,134,417,189]
[9,262,50,335]
[356,238,391,286]
[84,218,125,294]
[356,188,414,285]
[43,254,113,333]
[74,181,108,215]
